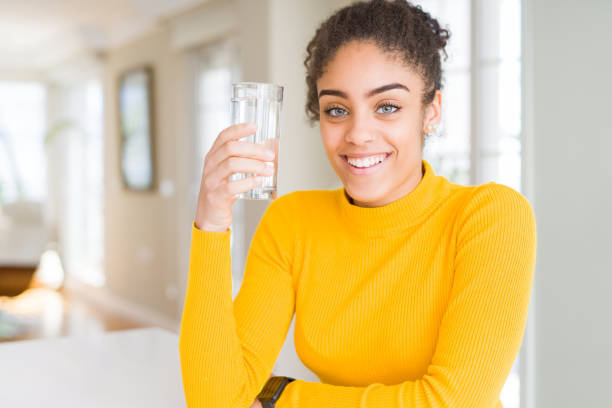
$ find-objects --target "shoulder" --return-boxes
[456,182,536,236]
[469,182,534,215]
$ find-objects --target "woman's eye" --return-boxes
[325,107,347,117]
[324,104,399,117]
[377,104,400,114]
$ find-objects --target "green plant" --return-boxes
[44,119,81,146]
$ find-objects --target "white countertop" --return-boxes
[0,327,187,407]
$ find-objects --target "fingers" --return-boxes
[205,175,265,206]
[206,156,274,189]
[209,122,257,155]
[194,122,274,232]
[206,139,275,171]
[226,175,265,198]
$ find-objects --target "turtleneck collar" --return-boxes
[336,159,451,237]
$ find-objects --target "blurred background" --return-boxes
[0,0,610,407]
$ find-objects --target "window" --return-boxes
[419,0,472,186]
[0,82,46,205]
[46,79,105,287]
[80,80,105,286]
[419,0,522,192]
[414,0,523,407]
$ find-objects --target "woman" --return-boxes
[179,1,537,407]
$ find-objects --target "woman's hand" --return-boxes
[194,123,275,232]
[249,399,263,408]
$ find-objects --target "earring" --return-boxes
[426,123,439,137]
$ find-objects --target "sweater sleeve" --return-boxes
[275,183,537,408]
[178,194,297,408]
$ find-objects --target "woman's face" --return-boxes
[317,40,441,207]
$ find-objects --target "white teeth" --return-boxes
[346,154,386,168]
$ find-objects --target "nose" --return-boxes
[344,111,375,145]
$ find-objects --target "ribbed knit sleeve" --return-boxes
[179,194,297,408]
[275,184,537,408]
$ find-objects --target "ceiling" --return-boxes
[0,0,208,71]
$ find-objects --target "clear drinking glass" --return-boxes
[229,82,283,200]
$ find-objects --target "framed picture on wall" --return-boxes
[118,65,156,191]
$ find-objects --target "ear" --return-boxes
[422,90,442,133]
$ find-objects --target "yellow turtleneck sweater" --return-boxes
[179,159,537,408]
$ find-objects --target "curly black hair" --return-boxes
[304,0,450,124]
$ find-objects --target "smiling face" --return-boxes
[317,40,442,207]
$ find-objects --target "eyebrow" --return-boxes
[318,82,410,99]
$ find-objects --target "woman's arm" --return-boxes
[179,194,298,408]
[273,184,536,408]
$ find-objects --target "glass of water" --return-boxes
[229,82,283,200]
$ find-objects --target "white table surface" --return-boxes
[0,327,187,407]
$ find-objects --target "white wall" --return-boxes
[523,1,612,406]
